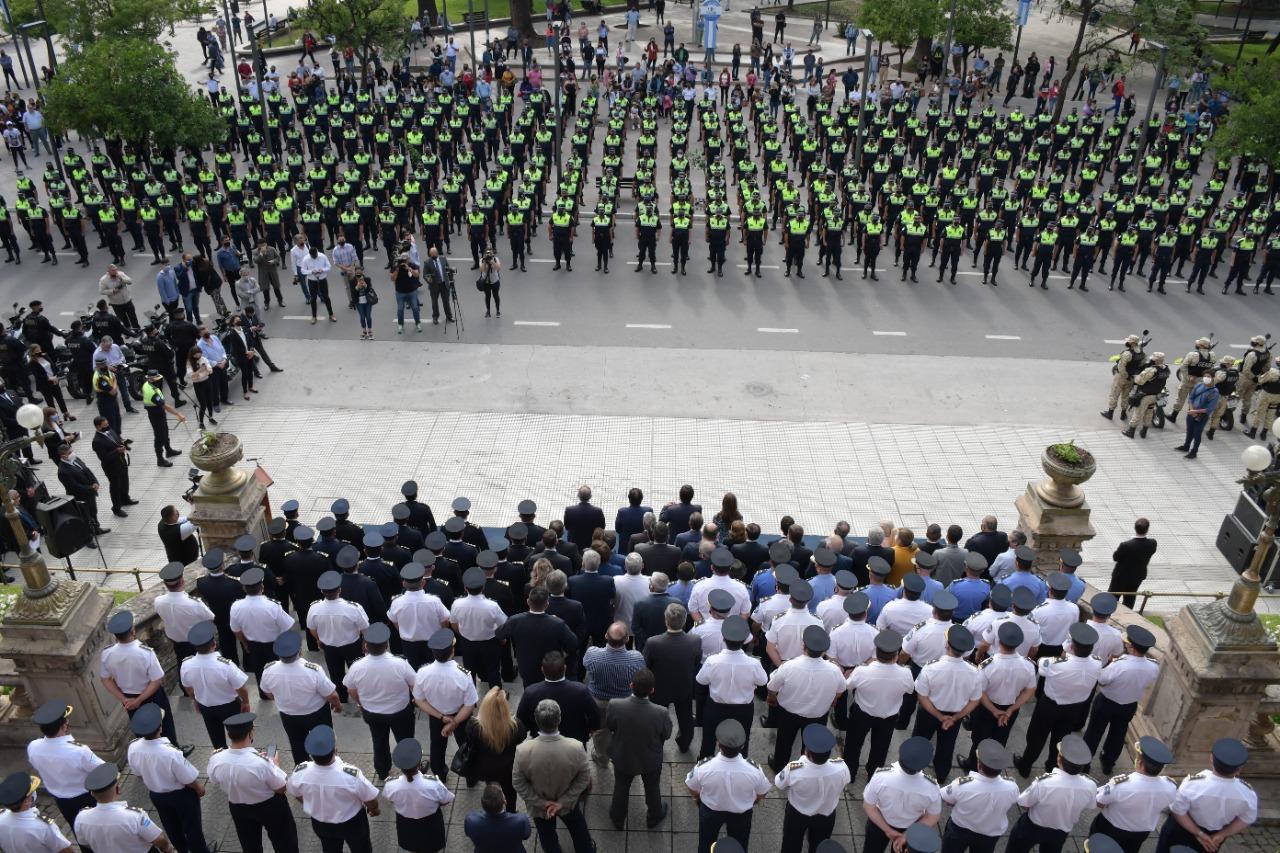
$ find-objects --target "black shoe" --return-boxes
[646,802,669,828]
[123,499,140,506]
[166,448,182,457]
[1185,452,1198,459]
[93,527,111,536]
[174,399,187,407]
[1206,429,1215,441]
[208,416,218,425]
[1174,445,1189,451]
[1123,428,1136,439]
[1100,409,1114,420]
[1140,427,1148,438]
[1167,411,1177,424]
[158,458,174,467]
[112,508,129,518]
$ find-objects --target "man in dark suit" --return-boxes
[643,602,700,752]
[849,527,895,586]
[614,487,653,555]
[627,511,656,554]
[606,668,672,830]
[515,650,600,742]
[498,586,580,685]
[636,522,682,578]
[465,784,533,849]
[533,528,572,575]
[545,572,588,651]
[680,520,718,563]
[422,247,455,323]
[630,576,680,651]
[965,515,1009,572]
[547,520,582,572]
[90,415,133,518]
[567,551,615,646]
[195,549,245,666]
[563,485,606,552]
[56,441,107,535]
[0,382,39,465]
[658,484,701,537]
[674,512,705,553]
[1107,517,1158,609]
[785,523,814,573]
[731,523,770,574]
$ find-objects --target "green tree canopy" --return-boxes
[857,0,940,71]
[6,0,212,43]
[1212,55,1280,168]
[299,0,413,86]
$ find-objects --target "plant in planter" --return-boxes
[189,432,248,495]
[1036,440,1097,508]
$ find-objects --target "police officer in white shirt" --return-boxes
[98,611,188,752]
[0,771,73,853]
[940,739,1020,853]
[750,562,797,636]
[1008,734,1098,853]
[179,620,251,749]
[829,591,877,730]
[26,700,106,837]
[75,763,172,853]
[307,570,370,702]
[125,703,213,853]
[693,589,734,662]
[685,719,771,853]
[877,574,934,636]
[979,587,1042,659]
[154,561,214,665]
[259,629,342,764]
[1073,593,1124,663]
[383,738,455,853]
[695,615,768,759]
[767,624,847,771]
[1032,573,1079,659]
[765,578,824,665]
[413,628,480,781]
[1084,624,1162,775]
[389,562,451,669]
[1091,735,1176,853]
[912,624,982,782]
[206,712,298,853]
[861,736,942,853]
[687,547,752,622]
[449,566,508,691]
[1016,622,1103,778]
[962,621,1036,772]
[816,569,858,632]
[775,724,851,853]
[344,622,418,781]
[964,584,1012,656]
[1156,737,1257,853]
[288,724,381,853]
[845,630,916,779]
[898,589,961,730]
[230,567,296,682]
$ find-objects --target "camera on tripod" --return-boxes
[182,467,204,502]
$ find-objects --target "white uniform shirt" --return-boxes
[260,658,336,715]
[765,607,824,661]
[979,653,1038,705]
[751,593,790,633]
[1096,771,1178,832]
[690,617,727,661]
[915,654,982,713]
[127,736,200,793]
[26,735,105,798]
[774,756,851,816]
[344,652,416,713]
[846,661,916,718]
[412,659,479,714]
[1038,653,1102,704]
[1032,599,1078,646]
[307,598,370,646]
[829,619,878,668]
[180,651,248,706]
[695,648,769,704]
[941,772,1020,835]
[229,594,295,642]
[1169,770,1259,832]
[876,598,933,636]
[383,772,455,819]
[287,758,379,823]
[902,618,953,666]
[74,802,162,853]
[1018,768,1098,831]
[815,595,849,633]
[0,807,73,853]
[767,655,847,717]
[963,608,1002,643]
[862,763,942,829]
[449,594,507,640]
[207,747,287,805]
[1070,620,1124,662]
[1097,654,1161,705]
[687,575,751,621]
[388,590,451,641]
[154,590,214,643]
[99,640,164,694]
[982,613,1041,657]
[684,753,771,813]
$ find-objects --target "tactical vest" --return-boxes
[1140,365,1170,395]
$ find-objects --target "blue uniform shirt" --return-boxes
[862,582,898,625]
[1065,573,1085,603]
[809,573,836,612]
[1003,570,1048,605]
[750,568,777,605]
[946,577,992,621]
[919,576,943,605]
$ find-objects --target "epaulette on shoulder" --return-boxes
[911,620,927,631]
[1111,773,1130,785]
[457,665,471,676]
[746,758,761,768]
[923,770,938,783]
[40,811,55,825]
[295,760,311,770]
[1186,770,1207,782]
[218,656,234,665]
[391,592,404,600]
[978,657,993,668]
[696,757,713,766]
[343,766,359,777]
[127,806,146,814]
[788,761,803,770]
[305,661,322,671]
[1034,772,1054,783]
[1240,779,1254,790]
[956,775,974,785]
[264,660,280,669]
[212,747,226,754]
[874,767,891,774]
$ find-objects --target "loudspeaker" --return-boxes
[36,496,92,560]
[1217,514,1255,574]
[1233,490,1267,539]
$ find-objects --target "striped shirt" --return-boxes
[582,645,644,700]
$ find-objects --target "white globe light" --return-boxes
[15,403,44,431]
[1242,445,1272,473]
[1273,417,1280,438]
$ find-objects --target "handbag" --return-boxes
[476,276,490,292]
[365,286,379,305]
[449,729,473,775]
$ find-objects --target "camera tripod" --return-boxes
[448,281,464,340]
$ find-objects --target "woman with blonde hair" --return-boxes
[528,556,555,592]
[463,686,526,811]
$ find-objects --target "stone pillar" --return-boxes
[187,432,270,554]
[1015,445,1098,573]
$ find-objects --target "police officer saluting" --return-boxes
[1156,737,1257,853]
[288,724,381,853]
[140,368,186,467]
[344,622,418,781]
[383,738,455,853]
[98,610,190,753]
[861,736,942,853]
[413,628,480,781]
[1091,736,1176,853]
[25,700,105,847]
[685,719,771,853]
[206,712,298,853]
[126,702,214,853]
[307,569,370,701]
[179,620,251,749]
[0,770,73,853]
[775,723,851,853]
[230,566,296,682]
[940,739,1020,853]
[75,763,173,853]
[259,629,342,764]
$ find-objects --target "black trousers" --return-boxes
[912,709,964,781]
[1155,814,1212,853]
[322,640,363,702]
[403,638,430,670]
[214,624,239,666]
[772,706,827,771]
[611,767,663,825]
[428,280,454,321]
[864,820,911,853]
[698,803,753,853]
[125,687,179,745]
[105,464,131,512]
[896,662,922,728]
[312,810,372,853]
[281,706,334,765]
[1089,813,1151,853]
[1018,695,1089,774]
[941,817,1000,853]
[363,702,417,779]
[197,697,242,749]
[965,703,1016,767]
[781,801,837,853]
[150,786,212,853]
[846,703,897,776]
[1083,693,1138,770]
[658,697,694,751]
[243,638,277,683]
[396,810,446,853]
[459,636,502,690]
[427,712,467,778]
[146,406,172,457]
[1006,813,1069,853]
[229,794,299,853]
[699,699,753,759]
[54,792,97,853]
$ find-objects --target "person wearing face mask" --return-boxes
[1174,371,1220,461]
[196,326,233,410]
[56,442,109,536]
[223,316,258,400]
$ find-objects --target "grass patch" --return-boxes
[1146,613,1166,629]
[1205,40,1273,66]
[1196,0,1280,15]
[788,0,862,22]
[0,583,135,620]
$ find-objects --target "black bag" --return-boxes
[365,286,379,305]
[449,731,473,775]
[476,276,490,292]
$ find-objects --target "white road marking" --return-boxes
[1230,344,1249,349]
[1104,339,1125,345]
[758,327,799,334]
[872,330,907,336]
[985,334,1022,341]
[513,320,561,326]
[736,264,781,270]
[625,323,673,329]
[281,316,316,320]
[59,311,77,316]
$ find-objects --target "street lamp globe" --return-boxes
[1272,416,1280,438]
[1242,445,1272,473]
[15,404,44,431]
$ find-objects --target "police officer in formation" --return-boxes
[125,701,214,853]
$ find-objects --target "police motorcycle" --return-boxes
[6,301,77,398]
[1217,334,1274,433]
[83,303,150,402]
[1109,329,1165,428]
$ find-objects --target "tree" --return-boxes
[43,38,225,151]
[1213,55,1280,168]
[511,0,536,39]
[950,0,1014,67]
[300,0,412,87]
[7,0,212,43]
[858,0,939,73]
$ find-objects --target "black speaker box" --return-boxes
[36,496,92,560]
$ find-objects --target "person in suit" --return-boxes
[512,698,596,853]
[516,651,601,743]
[630,573,680,651]
[1107,517,1158,609]
[0,381,39,465]
[535,529,573,576]
[422,247,455,324]
[658,484,702,536]
[965,515,1009,573]
[729,522,770,574]
[642,602,701,752]
[784,523,814,572]
[636,522,682,577]
[674,513,706,553]
[563,485,605,552]
[90,415,133,518]
[500,586,580,686]
[849,527,896,584]
[196,550,245,666]
[545,571,588,654]
[547,520,583,572]
[627,511,656,554]
[464,783,533,852]
[614,487,653,555]
[567,550,615,646]
[56,441,107,535]
[607,667,672,830]
[221,315,256,399]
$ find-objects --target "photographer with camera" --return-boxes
[393,252,423,334]
[98,265,140,329]
[424,247,455,325]
[478,247,502,318]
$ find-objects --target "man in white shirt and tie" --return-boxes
[300,245,335,323]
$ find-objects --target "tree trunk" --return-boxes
[420,0,437,24]
[511,0,536,38]
[913,34,931,70]
[1053,0,1091,121]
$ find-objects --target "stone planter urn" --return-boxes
[1032,443,1097,509]
[190,432,248,495]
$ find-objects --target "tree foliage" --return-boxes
[857,0,940,71]
[300,0,413,86]
[858,0,1012,72]
[43,38,225,150]
[951,0,1015,57]
[1213,55,1280,168]
[6,0,212,43]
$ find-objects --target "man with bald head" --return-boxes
[583,621,645,766]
